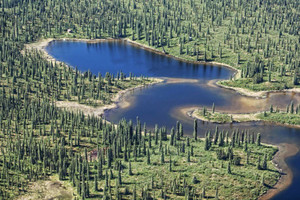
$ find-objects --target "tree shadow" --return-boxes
[263,183,275,189]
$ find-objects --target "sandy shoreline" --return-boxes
[206,79,300,99]
[56,78,163,117]
[26,37,300,199]
[259,143,299,200]
[179,105,299,199]
[189,109,262,123]
[188,108,300,128]
[25,38,165,116]
[125,39,240,76]
[25,37,300,99]
[55,77,201,117]
[216,80,300,98]
[164,77,199,84]
[25,38,119,65]
[183,107,300,199]
[25,37,239,76]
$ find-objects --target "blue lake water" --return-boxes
[46,40,232,79]
[46,40,300,199]
[273,152,300,200]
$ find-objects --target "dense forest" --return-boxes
[1,0,299,90]
[0,0,296,199]
[0,92,279,199]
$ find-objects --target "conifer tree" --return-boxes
[193,119,197,141]
[227,162,231,174]
[262,154,268,170]
[129,161,133,175]
[147,148,151,165]
[256,133,261,146]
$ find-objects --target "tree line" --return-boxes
[1,0,299,88]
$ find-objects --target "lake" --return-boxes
[46,40,300,199]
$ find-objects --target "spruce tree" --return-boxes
[257,157,261,170]
[227,162,232,174]
[256,133,261,146]
[129,161,133,175]
[147,148,150,165]
[193,119,197,141]
[262,154,267,170]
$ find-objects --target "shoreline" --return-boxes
[216,80,300,99]
[25,38,165,116]
[24,38,119,65]
[124,38,241,79]
[55,77,201,117]
[190,109,262,123]
[259,143,299,200]
[56,77,163,117]
[177,102,299,199]
[25,37,300,200]
[25,37,300,99]
[25,37,240,76]
[208,79,300,99]
[179,103,300,198]
[188,108,300,129]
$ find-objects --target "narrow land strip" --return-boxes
[189,108,300,128]
[259,143,299,200]
[216,80,300,98]
[56,78,163,117]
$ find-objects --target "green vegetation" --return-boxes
[1,0,299,93]
[258,112,300,126]
[0,92,280,199]
[219,76,296,92]
[196,107,233,123]
[195,103,300,126]
[258,103,300,125]
[1,50,153,107]
[0,0,295,199]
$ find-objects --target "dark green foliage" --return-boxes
[204,136,210,151]
[129,161,133,175]
[161,147,165,164]
[256,133,261,146]
[293,72,298,85]
[227,162,231,174]
[216,149,228,160]
[257,157,261,170]
[0,0,287,198]
[192,176,198,184]
[147,148,151,165]
[233,157,241,166]
[262,154,268,170]
[193,119,197,141]
[246,151,250,165]
[169,156,172,172]
[244,141,248,152]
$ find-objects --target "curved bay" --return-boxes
[47,40,300,199]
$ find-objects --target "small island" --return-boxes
[191,103,300,127]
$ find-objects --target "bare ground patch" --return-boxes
[164,77,199,84]
[16,176,76,200]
